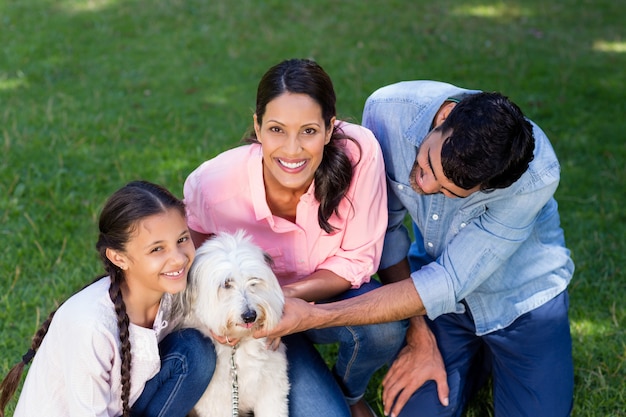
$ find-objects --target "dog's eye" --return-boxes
[247,278,261,287]
[223,279,233,289]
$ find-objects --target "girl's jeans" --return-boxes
[131,328,216,417]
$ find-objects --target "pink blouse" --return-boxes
[184,121,387,288]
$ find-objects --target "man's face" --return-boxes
[409,128,480,198]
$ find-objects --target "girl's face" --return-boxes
[111,208,195,301]
[254,92,335,196]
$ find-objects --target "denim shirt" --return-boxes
[363,81,574,335]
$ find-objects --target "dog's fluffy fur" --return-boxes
[177,230,289,417]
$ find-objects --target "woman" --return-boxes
[184,59,407,417]
[0,181,215,417]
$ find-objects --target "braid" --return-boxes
[314,127,361,233]
[108,267,132,417]
[0,309,57,417]
[94,180,185,415]
[0,272,107,416]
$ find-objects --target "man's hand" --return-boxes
[253,297,315,339]
[382,317,449,417]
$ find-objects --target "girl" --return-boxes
[0,181,215,417]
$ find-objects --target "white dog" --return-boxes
[177,230,289,417]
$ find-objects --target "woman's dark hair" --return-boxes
[439,92,535,191]
[0,181,185,417]
[244,58,360,233]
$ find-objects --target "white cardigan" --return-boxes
[14,277,173,417]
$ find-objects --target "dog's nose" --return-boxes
[242,309,257,324]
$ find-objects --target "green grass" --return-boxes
[1,0,624,415]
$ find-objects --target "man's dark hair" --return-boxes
[440,92,535,191]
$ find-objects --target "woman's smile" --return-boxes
[277,157,307,171]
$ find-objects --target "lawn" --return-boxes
[1,0,624,415]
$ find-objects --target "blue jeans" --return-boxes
[131,328,216,417]
[286,280,409,416]
[397,291,574,417]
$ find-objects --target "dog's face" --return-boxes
[183,231,284,340]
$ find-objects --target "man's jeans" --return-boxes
[397,291,573,417]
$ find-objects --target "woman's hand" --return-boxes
[210,330,240,347]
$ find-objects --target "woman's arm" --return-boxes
[190,229,213,249]
[314,124,389,288]
[281,269,352,302]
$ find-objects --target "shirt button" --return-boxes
[427,242,434,248]
[397,184,404,190]
[460,222,467,228]
[432,214,439,220]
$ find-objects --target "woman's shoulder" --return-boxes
[209,144,258,165]
[189,145,259,182]
[337,120,375,140]
[336,120,381,160]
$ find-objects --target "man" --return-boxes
[256,81,574,417]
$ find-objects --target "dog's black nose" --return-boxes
[242,309,257,324]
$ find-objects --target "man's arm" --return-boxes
[256,278,424,337]
[379,259,450,416]
[256,259,450,415]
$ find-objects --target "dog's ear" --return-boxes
[182,269,198,314]
[263,252,275,268]
[170,292,186,320]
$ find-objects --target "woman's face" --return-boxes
[254,92,335,196]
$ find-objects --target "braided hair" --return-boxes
[0,181,185,417]
[0,310,56,417]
